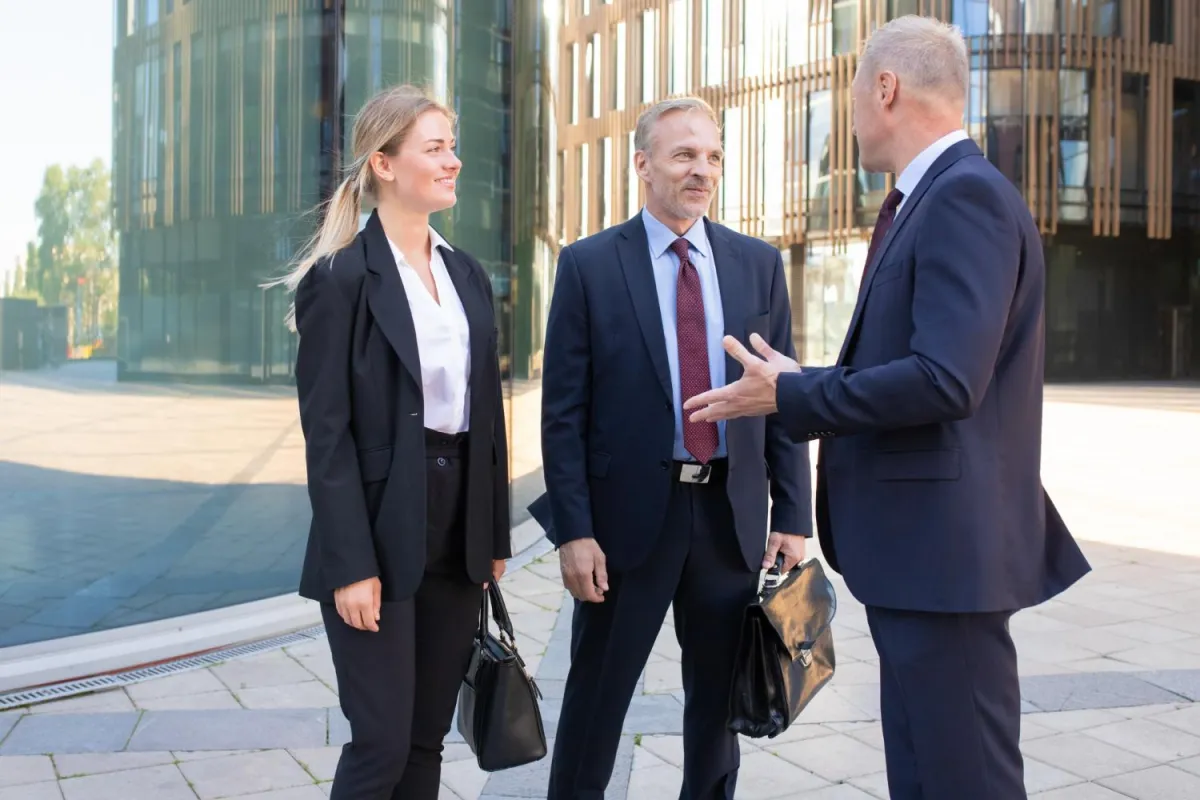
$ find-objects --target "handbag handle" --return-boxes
[478,581,517,642]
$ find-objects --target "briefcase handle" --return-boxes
[761,553,787,596]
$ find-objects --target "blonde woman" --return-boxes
[282,85,510,799]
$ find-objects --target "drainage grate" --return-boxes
[0,624,328,711]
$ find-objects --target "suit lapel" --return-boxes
[362,211,421,385]
[836,139,981,366]
[705,220,746,382]
[440,245,491,420]
[616,215,673,402]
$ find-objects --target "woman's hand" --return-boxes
[483,559,507,589]
[334,577,381,632]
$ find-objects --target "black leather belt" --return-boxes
[671,458,728,484]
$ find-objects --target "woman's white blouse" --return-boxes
[387,228,471,434]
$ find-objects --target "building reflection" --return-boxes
[0,0,553,649]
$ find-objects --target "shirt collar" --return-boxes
[641,207,710,260]
[428,225,454,253]
[895,129,970,200]
[387,225,454,266]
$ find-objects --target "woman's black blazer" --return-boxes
[293,210,511,604]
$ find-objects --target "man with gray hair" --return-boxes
[534,96,812,798]
[683,15,1091,800]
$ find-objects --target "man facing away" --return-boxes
[536,97,812,799]
[684,17,1092,800]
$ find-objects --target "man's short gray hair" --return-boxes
[859,15,969,104]
[633,97,720,153]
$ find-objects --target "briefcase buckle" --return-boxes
[678,463,712,484]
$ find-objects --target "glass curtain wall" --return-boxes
[0,0,535,649]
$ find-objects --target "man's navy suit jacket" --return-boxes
[535,213,812,573]
[776,139,1090,614]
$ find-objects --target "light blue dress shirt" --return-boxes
[641,207,727,462]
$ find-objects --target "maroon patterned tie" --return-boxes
[864,188,905,277]
[671,238,718,464]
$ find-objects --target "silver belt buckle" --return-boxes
[678,463,712,484]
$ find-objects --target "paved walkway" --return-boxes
[0,386,1197,799]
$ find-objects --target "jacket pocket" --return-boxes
[588,451,611,478]
[872,449,960,481]
[357,446,393,483]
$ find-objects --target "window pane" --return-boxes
[832,0,857,56]
[807,90,832,232]
[671,0,690,94]
[703,0,723,86]
[614,21,626,110]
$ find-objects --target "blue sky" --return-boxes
[0,0,113,285]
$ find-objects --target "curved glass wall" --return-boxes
[0,0,549,649]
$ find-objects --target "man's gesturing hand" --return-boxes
[684,333,800,423]
[559,538,609,603]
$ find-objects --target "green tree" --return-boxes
[27,159,118,344]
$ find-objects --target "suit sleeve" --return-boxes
[540,246,594,546]
[294,263,379,591]
[776,173,1021,439]
[763,250,814,536]
[484,271,513,560]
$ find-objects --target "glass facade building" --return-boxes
[556,0,1200,380]
[0,0,1197,654]
[0,0,553,649]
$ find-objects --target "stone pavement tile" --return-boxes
[173,750,256,761]
[177,750,313,799]
[54,752,174,778]
[626,757,683,799]
[1023,709,1126,733]
[1030,784,1133,799]
[791,687,877,725]
[0,755,56,787]
[1138,669,1200,701]
[1106,643,1200,671]
[134,691,243,711]
[828,661,880,686]
[234,681,339,710]
[642,661,682,694]
[0,781,62,799]
[27,691,136,716]
[0,713,19,742]
[847,771,890,799]
[1082,716,1200,762]
[735,749,830,798]
[824,721,885,751]
[757,722,838,747]
[234,788,327,800]
[327,709,350,747]
[0,714,139,756]
[792,787,877,800]
[1011,610,1079,636]
[125,670,228,702]
[440,756,489,800]
[1091,621,1196,646]
[128,709,326,751]
[1148,704,1200,737]
[1099,765,1200,799]
[1020,731,1157,780]
[212,652,316,692]
[1012,633,1107,666]
[834,636,879,665]
[1020,671,1186,712]
[58,764,195,800]
[622,695,683,735]
[772,732,885,783]
[1023,758,1084,794]
[288,747,341,782]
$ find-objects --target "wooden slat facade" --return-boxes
[555,0,1199,248]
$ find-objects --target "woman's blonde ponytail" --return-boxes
[267,84,453,332]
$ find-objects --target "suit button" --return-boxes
[660,460,670,470]
[664,401,671,411]
[437,457,448,467]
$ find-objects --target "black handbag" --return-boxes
[727,555,838,739]
[456,581,548,771]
